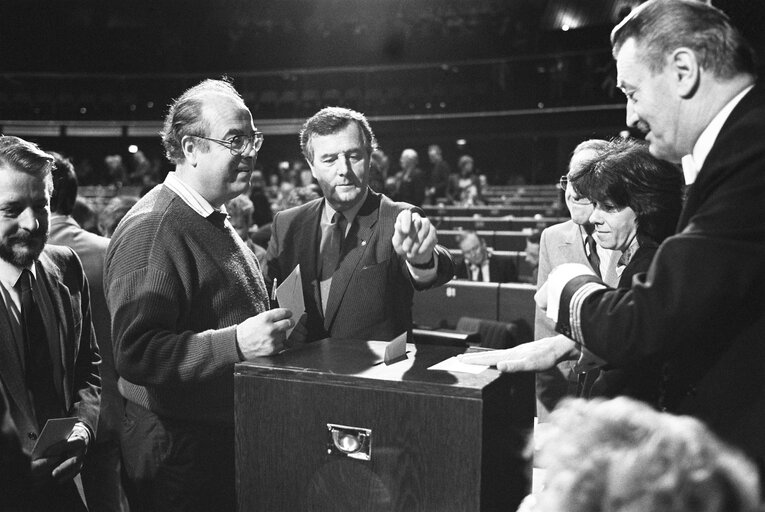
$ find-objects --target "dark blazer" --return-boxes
[585,243,663,403]
[266,190,454,342]
[0,245,101,455]
[454,254,518,283]
[556,83,765,472]
[49,215,120,439]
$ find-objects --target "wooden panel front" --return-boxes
[236,376,484,512]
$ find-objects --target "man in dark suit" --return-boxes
[461,0,765,477]
[0,135,101,511]
[48,153,128,512]
[454,230,518,283]
[266,107,454,343]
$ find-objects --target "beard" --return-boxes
[0,229,48,268]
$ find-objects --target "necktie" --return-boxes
[474,265,483,282]
[207,210,228,228]
[319,212,347,313]
[585,233,602,278]
[16,269,60,427]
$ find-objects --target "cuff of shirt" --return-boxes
[406,252,439,283]
[71,422,92,450]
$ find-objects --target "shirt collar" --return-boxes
[684,84,754,185]
[322,189,368,225]
[617,236,640,268]
[0,256,36,291]
[164,171,228,218]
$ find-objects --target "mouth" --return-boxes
[636,120,651,137]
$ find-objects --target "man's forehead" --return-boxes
[201,95,253,131]
[312,124,364,153]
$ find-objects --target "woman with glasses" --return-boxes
[570,137,684,401]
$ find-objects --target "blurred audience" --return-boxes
[522,229,541,284]
[390,148,426,206]
[368,148,390,194]
[450,155,485,206]
[225,193,267,269]
[425,144,451,205]
[71,197,102,235]
[454,230,518,283]
[99,195,140,238]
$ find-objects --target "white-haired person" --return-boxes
[521,397,761,512]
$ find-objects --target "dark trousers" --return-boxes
[81,437,129,512]
[120,401,235,512]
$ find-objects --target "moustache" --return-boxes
[9,229,47,244]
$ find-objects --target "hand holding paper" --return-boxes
[275,264,306,340]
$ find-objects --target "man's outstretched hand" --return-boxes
[457,334,579,372]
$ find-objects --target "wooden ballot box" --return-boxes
[234,339,534,512]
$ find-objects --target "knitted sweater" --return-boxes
[104,185,269,423]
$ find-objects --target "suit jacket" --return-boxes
[0,244,101,455]
[49,215,121,441]
[266,190,454,343]
[533,220,590,415]
[454,254,518,283]
[585,243,662,403]
[557,83,765,471]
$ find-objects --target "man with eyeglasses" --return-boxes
[454,230,518,283]
[104,78,293,512]
[534,138,620,419]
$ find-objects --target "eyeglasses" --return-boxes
[559,175,592,205]
[194,132,264,156]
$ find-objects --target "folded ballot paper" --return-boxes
[32,417,78,459]
[275,264,306,339]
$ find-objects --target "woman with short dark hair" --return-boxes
[570,137,684,402]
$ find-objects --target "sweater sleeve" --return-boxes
[108,264,241,386]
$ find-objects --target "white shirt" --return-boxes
[469,259,491,283]
[164,171,229,221]
[682,84,754,185]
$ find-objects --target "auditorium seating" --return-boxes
[412,280,536,336]
[438,230,529,251]
[432,215,566,231]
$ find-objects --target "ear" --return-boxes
[670,47,700,99]
[181,135,199,167]
[307,159,318,179]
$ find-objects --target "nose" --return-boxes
[625,100,639,129]
[18,208,39,231]
[336,154,352,176]
[589,208,603,225]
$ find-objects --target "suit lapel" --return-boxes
[324,193,380,331]
[560,222,584,260]
[288,202,324,321]
[34,258,69,407]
